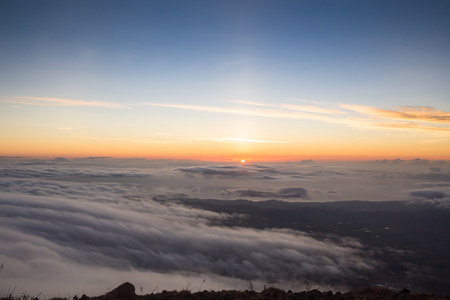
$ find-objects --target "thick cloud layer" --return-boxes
[410,190,446,199]
[0,189,373,293]
[234,187,309,199]
[1,158,450,295]
[177,165,284,180]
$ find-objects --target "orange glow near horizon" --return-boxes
[2,146,450,162]
[2,97,450,162]
[1,126,450,162]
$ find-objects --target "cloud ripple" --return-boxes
[0,182,376,292]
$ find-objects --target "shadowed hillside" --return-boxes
[3,282,449,300]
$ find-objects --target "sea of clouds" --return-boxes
[1,158,449,296]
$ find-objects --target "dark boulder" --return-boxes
[101,282,136,300]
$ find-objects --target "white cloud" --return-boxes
[1,158,450,295]
[142,101,450,134]
[0,160,385,295]
[3,96,128,108]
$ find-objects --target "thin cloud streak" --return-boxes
[142,102,348,123]
[232,100,345,115]
[341,104,450,133]
[281,104,346,115]
[143,102,281,117]
[375,122,450,133]
[5,96,128,108]
[143,102,450,134]
[341,104,450,123]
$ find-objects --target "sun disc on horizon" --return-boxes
[240,160,246,163]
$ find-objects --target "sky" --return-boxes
[1,1,450,161]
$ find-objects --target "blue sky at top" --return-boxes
[1,0,449,107]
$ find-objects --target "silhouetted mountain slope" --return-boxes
[62,282,450,300]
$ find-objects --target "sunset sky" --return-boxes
[1,0,450,161]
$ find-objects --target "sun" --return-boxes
[240,160,246,163]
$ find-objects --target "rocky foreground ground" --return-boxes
[57,282,449,300]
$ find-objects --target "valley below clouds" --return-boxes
[1,158,449,296]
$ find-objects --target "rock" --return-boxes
[103,282,136,300]
[394,288,411,298]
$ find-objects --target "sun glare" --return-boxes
[240,160,246,163]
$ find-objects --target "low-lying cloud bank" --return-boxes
[1,158,450,295]
[0,189,374,295]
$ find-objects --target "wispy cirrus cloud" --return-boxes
[374,122,450,133]
[141,102,346,123]
[341,105,450,123]
[13,97,446,134]
[4,96,128,108]
[341,104,450,133]
[143,101,450,134]
[142,102,282,117]
[232,100,346,115]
